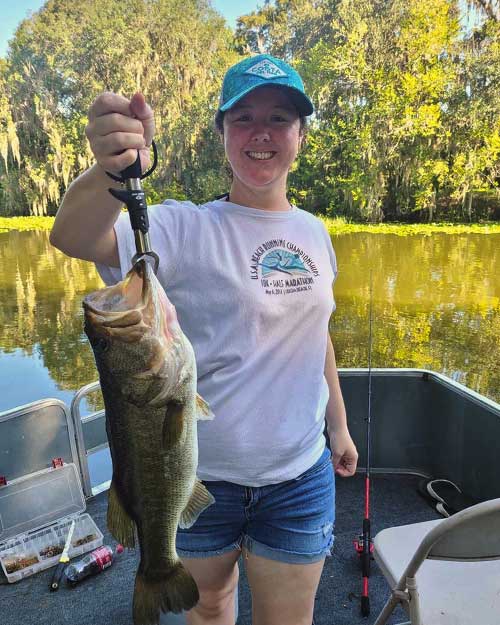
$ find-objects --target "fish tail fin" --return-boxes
[133,561,199,624]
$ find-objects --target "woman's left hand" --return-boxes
[329,428,359,477]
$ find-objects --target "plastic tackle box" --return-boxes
[0,463,103,583]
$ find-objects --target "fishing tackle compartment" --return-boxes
[0,399,103,583]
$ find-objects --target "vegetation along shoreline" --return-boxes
[1,216,500,236]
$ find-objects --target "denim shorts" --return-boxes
[176,447,335,564]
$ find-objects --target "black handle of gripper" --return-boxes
[105,141,158,183]
[108,187,149,234]
[119,150,142,180]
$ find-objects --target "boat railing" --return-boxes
[71,381,107,498]
[68,368,500,501]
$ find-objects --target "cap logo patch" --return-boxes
[245,59,287,80]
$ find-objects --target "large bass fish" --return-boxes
[83,259,214,625]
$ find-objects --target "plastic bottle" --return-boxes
[65,544,124,586]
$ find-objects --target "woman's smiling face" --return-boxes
[222,86,303,194]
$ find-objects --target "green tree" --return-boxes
[468,0,500,21]
[235,0,337,59]
[237,0,500,221]
[300,0,460,220]
[2,0,499,221]
[446,4,500,219]
[0,58,22,214]
[0,0,238,216]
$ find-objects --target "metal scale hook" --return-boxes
[106,141,160,274]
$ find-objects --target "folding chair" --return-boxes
[372,497,500,625]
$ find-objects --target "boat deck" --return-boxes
[2,471,440,625]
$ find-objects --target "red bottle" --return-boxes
[65,544,124,586]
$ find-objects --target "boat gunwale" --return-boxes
[340,368,500,414]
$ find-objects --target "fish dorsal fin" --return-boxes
[162,401,185,448]
[196,394,214,420]
[179,480,215,529]
[107,479,136,547]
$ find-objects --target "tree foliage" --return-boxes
[0,0,499,221]
[468,0,500,21]
[0,0,237,215]
[237,0,500,221]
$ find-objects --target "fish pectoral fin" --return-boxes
[162,401,185,447]
[148,380,173,407]
[107,479,136,548]
[179,479,215,529]
[196,394,214,420]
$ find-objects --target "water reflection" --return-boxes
[331,233,499,401]
[0,229,498,412]
[0,230,104,411]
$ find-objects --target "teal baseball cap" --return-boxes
[218,54,314,116]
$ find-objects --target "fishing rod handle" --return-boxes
[362,518,371,577]
[361,595,370,617]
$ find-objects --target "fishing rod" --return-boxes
[106,142,160,273]
[354,270,374,617]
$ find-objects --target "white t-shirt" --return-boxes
[97,199,338,486]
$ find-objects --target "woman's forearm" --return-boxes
[50,163,122,266]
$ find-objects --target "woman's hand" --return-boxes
[329,427,359,477]
[85,92,155,175]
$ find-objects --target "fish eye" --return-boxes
[95,337,110,352]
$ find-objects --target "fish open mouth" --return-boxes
[82,261,154,336]
[83,260,175,345]
[84,262,146,311]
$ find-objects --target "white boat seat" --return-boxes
[372,498,500,625]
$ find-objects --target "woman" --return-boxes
[51,54,358,625]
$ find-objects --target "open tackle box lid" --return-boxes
[0,399,103,583]
[0,398,81,484]
[0,462,86,543]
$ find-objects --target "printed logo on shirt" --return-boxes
[250,239,319,295]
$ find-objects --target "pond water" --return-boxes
[0,228,498,414]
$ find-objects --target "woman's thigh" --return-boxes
[181,549,241,594]
[176,449,334,564]
[242,448,334,624]
[181,550,240,625]
[244,447,335,564]
[244,550,325,625]
[176,447,334,623]
[176,479,244,621]
[176,478,247,558]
